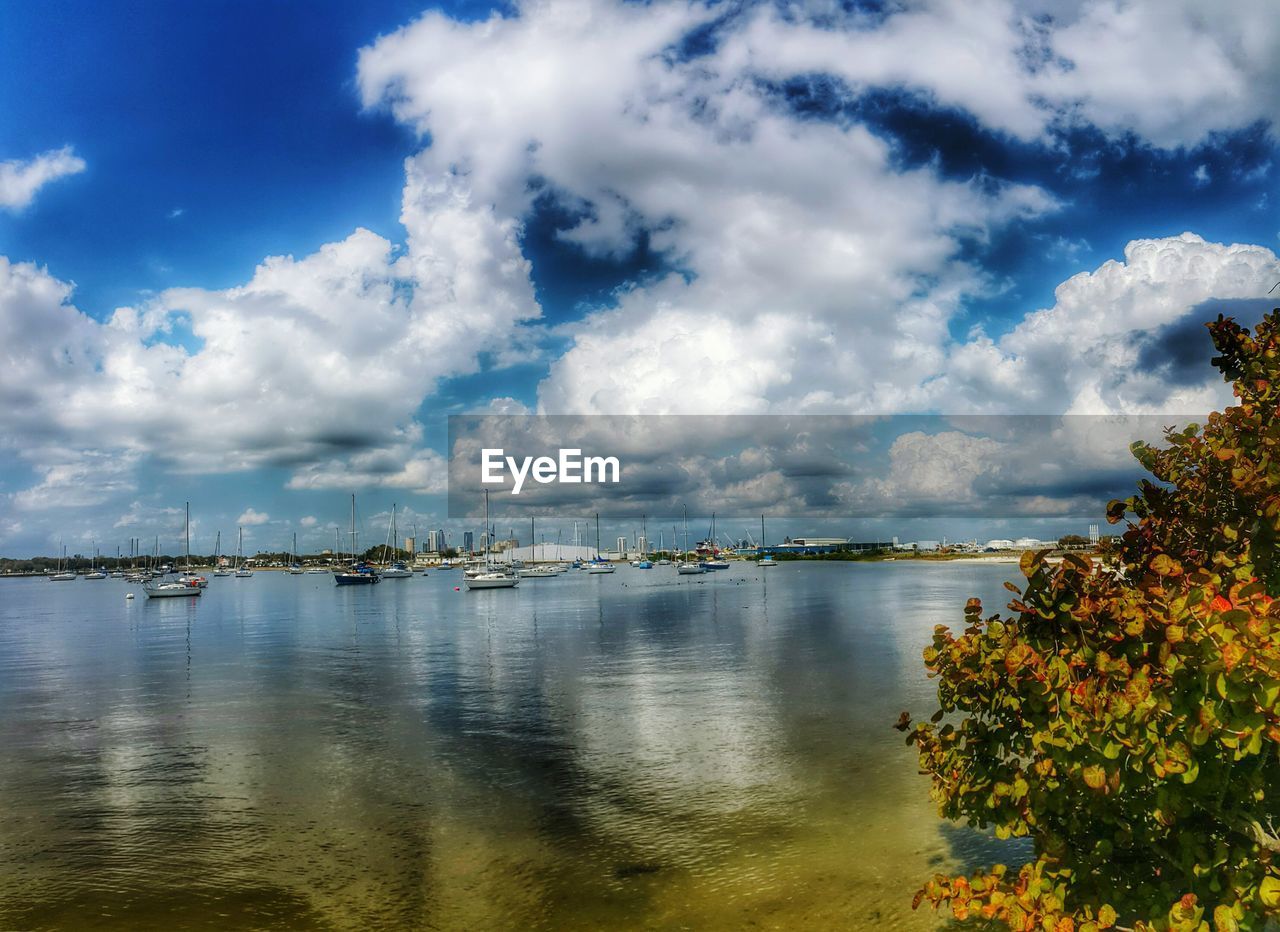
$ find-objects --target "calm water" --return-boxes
[0,562,1023,930]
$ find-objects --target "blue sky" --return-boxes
[2,0,1279,557]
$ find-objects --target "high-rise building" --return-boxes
[617,536,627,558]
[463,531,474,554]
[403,537,415,555]
[1088,523,1100,544]
[437,528,446,553]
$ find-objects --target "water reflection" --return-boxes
[0,562,1022,929]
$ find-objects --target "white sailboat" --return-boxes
[85,543,107,579]
[587,513,615,573]
[288,532,305,573]
[677,506,704,574]
[212,531,231,576]
[464,490,518,590]
[144,503,203,599]
[50,541,76,580]
[516,517,560,578]
[379,504,413,578]
[234,527,253,576]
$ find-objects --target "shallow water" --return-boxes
[0,561,1025,929]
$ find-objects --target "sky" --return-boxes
[2,0,1279,557]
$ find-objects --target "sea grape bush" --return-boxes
[898,311,1280,931]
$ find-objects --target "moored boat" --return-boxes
[143,577,203,598]
[464,571,519,589]
[334,495,380,585]
[463,490,519,590]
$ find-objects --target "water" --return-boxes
[0,562,1025,929]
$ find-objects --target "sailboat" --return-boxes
[677,506,704,574]
[379,504,413,578]
[234,527,254,577]
[759,514,777,566]
[144,503,203,598]
[588,513,615,573]
[177,504,209,586]
[84,543,107,579]
[212,531,231,576]
[464,490,518,589]
[334,494,380,585]
[701,512,729,569]
[633,515,653,568]
[287,532,304,573]
[517,517,560,578]
[50,541,76,580]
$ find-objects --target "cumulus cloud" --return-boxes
[939,234,1280,414]
[287,446,448,495]
[360,0,1060,416]
[12,450,139,511]
[723,0,1280,148]
[236,508,270,526]
[0,165,533,502]
[361,0,1279,421]
[0,146,85,210]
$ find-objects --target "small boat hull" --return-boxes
[464,574,519,589]
[334,572,380,585]
[144,583,202,598]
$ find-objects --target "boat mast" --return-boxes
[483,488,491,567]
[185,502,190,571]
[595,513,601,560]
[683,505,689,561]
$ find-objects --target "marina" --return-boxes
[0,560,1019,929]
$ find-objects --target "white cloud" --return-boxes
[723,0,1280,149]
[938,233,1280,414]
[300,515,317,527]
[237,507,270,526]
[0,146,85,210]
[0,172,531,493]
[286,446,448,495]
[12,450,139,510]
[359,0,1059,417]
[360,0,1280,422]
